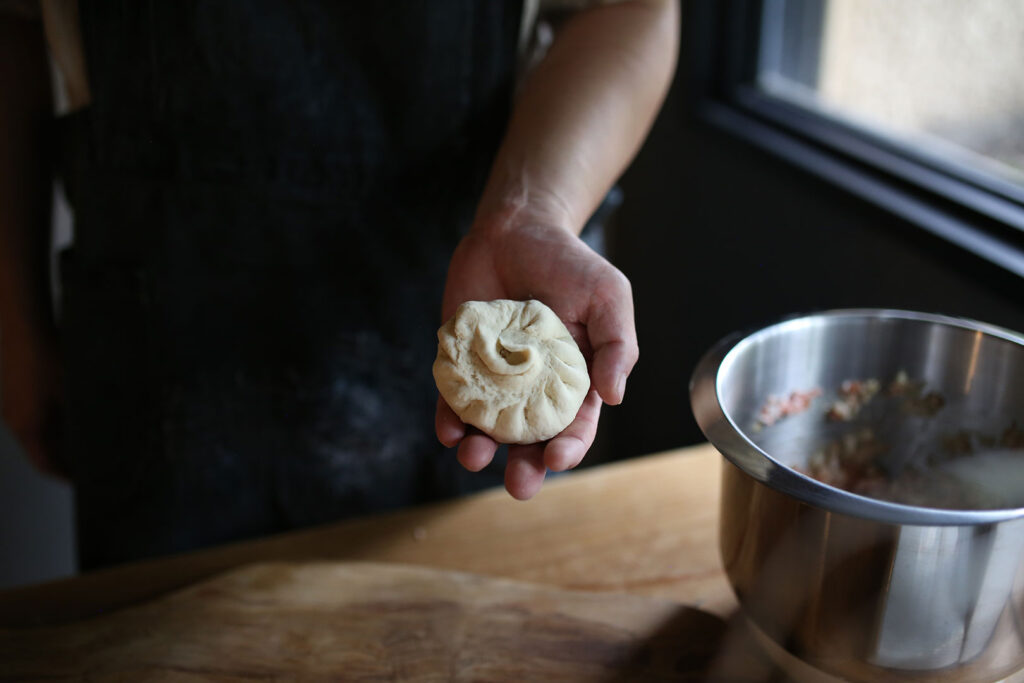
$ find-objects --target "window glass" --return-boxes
[759,0,1024,189]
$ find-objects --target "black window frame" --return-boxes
[687,0,1024,279]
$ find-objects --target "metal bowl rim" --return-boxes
[690,308,1024,526]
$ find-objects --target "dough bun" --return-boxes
[433,299,589,444]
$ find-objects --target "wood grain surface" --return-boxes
[0,444,731,628]
[1,562,762,682]
[6,444,1020,681]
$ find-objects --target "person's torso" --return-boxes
[60,1,523,565]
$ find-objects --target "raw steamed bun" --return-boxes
[433,299,589,444]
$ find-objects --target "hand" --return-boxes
[0,329,65,478]
[435,215,638,500]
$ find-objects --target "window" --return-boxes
[693,0,1024,276]
[760,0,1024,190]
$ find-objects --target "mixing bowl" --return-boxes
[690,310,1024,682]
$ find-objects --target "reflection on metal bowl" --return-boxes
[691,310,1024,682]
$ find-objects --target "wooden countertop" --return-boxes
[0,442,732,628]
[9,443,1023,682]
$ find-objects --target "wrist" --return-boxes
[471,184,581,244]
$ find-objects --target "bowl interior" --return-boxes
[717,312,1024,510]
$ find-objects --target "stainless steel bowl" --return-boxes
[690,310,1024,682]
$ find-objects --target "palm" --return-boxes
[436,223,637,500]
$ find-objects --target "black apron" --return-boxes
[58,0,522,569]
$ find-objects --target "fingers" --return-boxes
[454,391,601,498]
[435,397,466,447]
[587,269,639,406]
[544,389,602,472]
[505,444,547,500]
[454,426,547,500]
[457,429,499,472]
[506,390,601,498]
[442,398,500,474]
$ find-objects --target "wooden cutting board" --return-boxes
[1,562,762,681]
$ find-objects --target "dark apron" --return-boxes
[58,0,522,569]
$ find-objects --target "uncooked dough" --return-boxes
[433,299,589,444]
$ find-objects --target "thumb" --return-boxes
[586,268,639,405]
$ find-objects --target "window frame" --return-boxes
[688,0,1024,278]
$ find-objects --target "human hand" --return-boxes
[435,213,638,500]
[0,329,65,478]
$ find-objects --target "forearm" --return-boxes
[476,0,679,235]
[0,14,54,343]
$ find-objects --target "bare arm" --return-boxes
[0,11,62,475]
[476,0,679,233]
[438,0,679,499]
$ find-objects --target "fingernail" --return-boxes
[616,373,628,402]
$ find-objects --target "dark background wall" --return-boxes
[601,8,1024,460]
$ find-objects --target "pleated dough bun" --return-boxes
[433,299,589,444]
